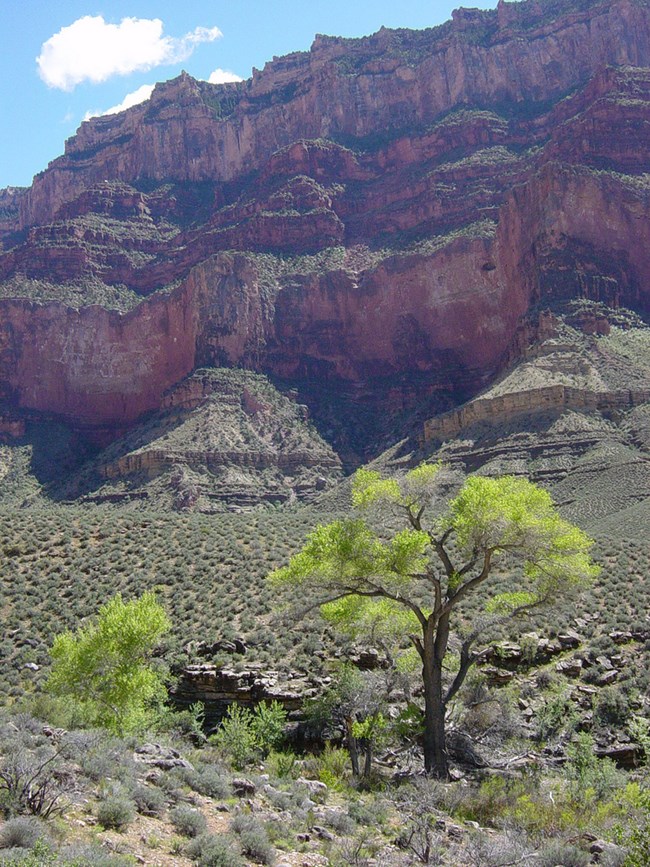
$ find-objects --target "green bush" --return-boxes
[566,733,619,802]
[0,818,47,850]
[96,796,135,831]
[212,702,287,769]
[211,706,258,769]
[47,591,171,735]
[593,687,630,728]
[252,702,286,754]
[185,833,245,867]
[264,751,299,780]
[535,691,578,741]
[170,805,207,838]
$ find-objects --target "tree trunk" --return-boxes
[363,742,372,779]
[422,623,449,779]
[344,716,360,777]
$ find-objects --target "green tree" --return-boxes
[47,591,171,734]
[309,665,390,780]
[270,465,598,778]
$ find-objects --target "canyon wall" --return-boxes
[1,0,650,450]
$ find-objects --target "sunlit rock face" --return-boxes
[1,0,650,454]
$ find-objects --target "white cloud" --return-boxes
[84,84,156,121]
[207,68,243,85]
[37,16,222,91]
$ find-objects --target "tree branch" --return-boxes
[443,548,493,614]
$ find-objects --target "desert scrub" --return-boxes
[132,784,166,817]
[185,832,245,867]
[96,795,135,831]
[0,502,343,685]
[170,805,208,838]
[0,817,48,850]
[181,763,231,799]
[231,814,275,865]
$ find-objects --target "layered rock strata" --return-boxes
[1,0,650,461]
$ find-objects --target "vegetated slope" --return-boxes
[0,505,338,705]
[2,306,650,711]
[0,0,650,470]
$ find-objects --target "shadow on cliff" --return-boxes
[12,418,100,504]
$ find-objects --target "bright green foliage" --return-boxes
[352,463,441,512]
[253,700,288,753]
[212,701,287,769]
[271,464,599,777]
[47,591,171,734]
[565,732,619,802]
[321,595,421,641]
[485,591,537,615]
[351,712,388,743]
[351,469,401,509]
[448,476,599,594]
[271,519,428,593]
[272,472,597,638]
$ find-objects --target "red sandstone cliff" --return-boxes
[1,0,650,452]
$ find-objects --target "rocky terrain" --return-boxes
[1,0,650,497]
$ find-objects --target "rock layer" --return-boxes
[1,0,650,460]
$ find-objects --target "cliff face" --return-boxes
[15,0,650,229]
[1,0,650,461]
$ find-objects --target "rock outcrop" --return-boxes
[54,368,343,509]
[1,0,650,469]
[418,303,650,533]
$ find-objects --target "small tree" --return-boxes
[270,465,598,778]
[47,591,171,734]
[309,665,390,780]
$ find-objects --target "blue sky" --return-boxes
[1,0,497,189]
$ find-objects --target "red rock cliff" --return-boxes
[1,0,650,450]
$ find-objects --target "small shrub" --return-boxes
[535,692,578,741]
[314,744,349,789]
[265,751,299,781]
[211,706,258,770]
[212,702,287,770]
[0,817,47,850]
[593,687,630,728]
[185,832,245,867]
[59,842,136,865]
[535,839,590,867]
[162,703,207,745]
[132,784,166,817]
[231,814,275,863]
[185,765,230,799]
[325,809,355,835]
[251,702,286,755]
[238,828,275,865]
[96,796,135,831]
[170,805,208,838]
[566,732,619,801]
[0,744,70,818]
[348,799,382,827]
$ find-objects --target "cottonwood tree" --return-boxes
[48,591,171,734]
[270,464,599,778]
